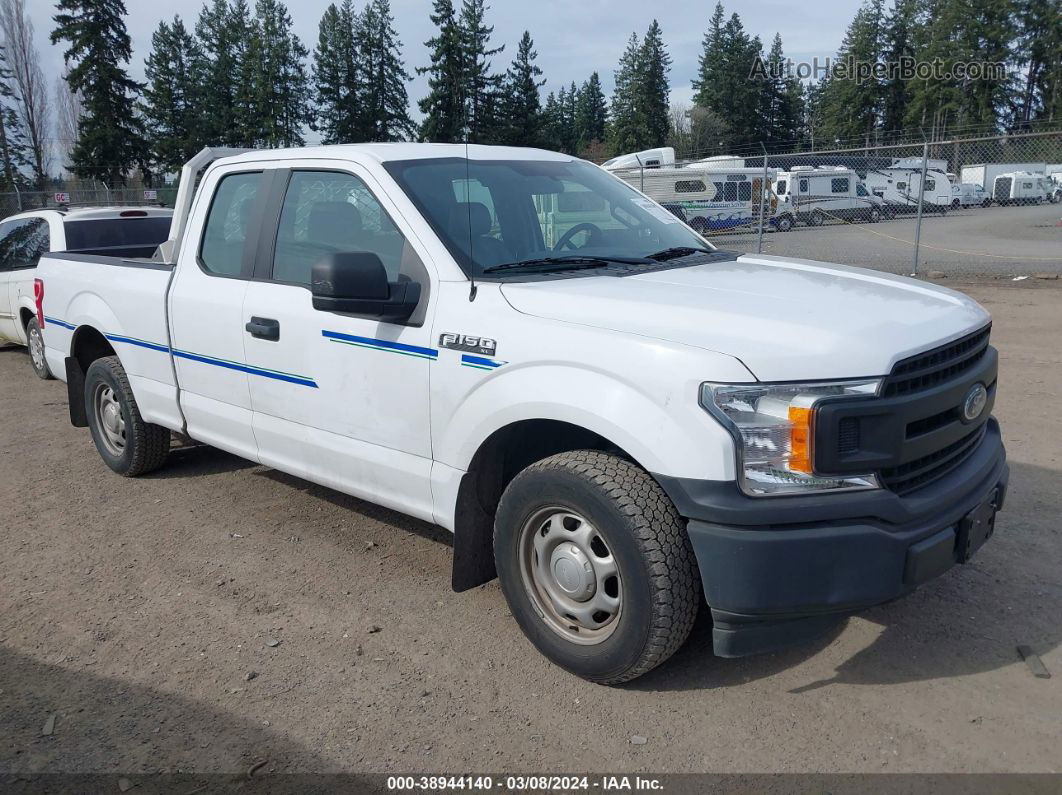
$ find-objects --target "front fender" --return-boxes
[437,361,742,482]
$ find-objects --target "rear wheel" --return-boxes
[868,206,882,223]
[494,450,700,684]
[774,214,793,232]
[26,318,52,380]
[85,356,170,476]
[807,209,826,226]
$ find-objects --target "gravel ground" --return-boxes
[1,279,1060,778]
[721,202,1062,277]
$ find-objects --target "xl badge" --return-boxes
[439,333,497,356]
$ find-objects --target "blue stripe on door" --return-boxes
[322,330,438,360]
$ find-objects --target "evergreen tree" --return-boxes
[880,0,918,138]
[691,3,725,111]
[357,0,415,141]
[757,33,803,146]
[541,90,560,149]
[499,31,545,146]
[1019,0,1061,122]
[637,20,672,148]
[243,0,310,148]
[194,0,254,146]
[574,72,607,153]
[814,0,885,144]
[142,16,200,174]
[51,0,146,185]
[459,0,504,143]
[608,32,646,153]
[0,45,27,191]
[312,3,353,144]
[418,0,465,142]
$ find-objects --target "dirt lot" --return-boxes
[1,280,1061,779]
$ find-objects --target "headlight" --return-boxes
[701,380,882,497]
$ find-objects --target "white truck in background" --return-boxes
[991,171,1052,205]
[36,145,1008,684]
[0,205,172,379]
[960,162,1047,191]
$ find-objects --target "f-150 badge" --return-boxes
[439,333,497,356]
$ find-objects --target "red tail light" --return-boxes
[34,278,44,327]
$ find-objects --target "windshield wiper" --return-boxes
[645,246,717,261]
[481,254,653,274]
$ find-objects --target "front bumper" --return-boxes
[656,417,1008,657]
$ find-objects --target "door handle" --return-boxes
[246,317,280,341]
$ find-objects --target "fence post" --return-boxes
[639,165,644,193]
[912,140,928,276]
[756,143,768,254]
[13,183,21,211]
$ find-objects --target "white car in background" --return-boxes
[0,205,173,379]
[951,183,991,208]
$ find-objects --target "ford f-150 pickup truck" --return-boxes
[37,145,1008,684]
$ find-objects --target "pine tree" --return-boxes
[574,72,607,154]
[244,0,310,148]
[1020,0,1061,122]
[194,0,254,147]
[142,16,200,174]
[357,0,415,141]
[608,32,646,154]
[0,45,28,191]
[459,0,504,143]
[814,0,885,144]
[541,90,560,149]
[637,20,672,148]
[418,0,465,142]
[757,33,803,146]
[880,0,918,138]
[499,31,544,146]
[51,0,146,185]
[692,3,726,111]
[312,3,351,144]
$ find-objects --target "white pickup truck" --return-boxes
[37,145,1008,684]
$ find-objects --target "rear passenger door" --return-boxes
[168,167,273,459]
[241,164,437,521]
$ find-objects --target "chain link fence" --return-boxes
[608,130,1062,278]
[0,183,178,217]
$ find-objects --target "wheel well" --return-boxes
[70,326,115,374]
[450,419,630,592]
[19,307,34,330]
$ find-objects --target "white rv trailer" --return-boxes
[960,163,1047,190]
[992,171,1051,205]
[601,147,676,171]
[774,166,887,227]
[609,165,780,233]
[864,167,953,213]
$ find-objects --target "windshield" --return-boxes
[384,158,714,278]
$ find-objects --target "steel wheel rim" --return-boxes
[28,326,45,372]
[93,382,126,456]
[517,506,622,645]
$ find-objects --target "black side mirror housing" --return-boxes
[311,252,420,323]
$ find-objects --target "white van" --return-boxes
[774,167,885,228]
[951,183,991,208]
[992,172,1051,205]
[864,168,953,213]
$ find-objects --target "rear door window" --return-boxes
[199,172,262,276]
[64,217,171,252]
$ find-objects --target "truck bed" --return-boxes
[37,252,183,431]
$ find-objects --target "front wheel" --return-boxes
[26,318,53,380]
[868,207,882,223]
[85,356,170,476]
[807,209,826,226]
[774,214,793,232]
[494,450,700,684]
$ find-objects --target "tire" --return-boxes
[952,198,960,208]
[807,209,825,226]
[25,318,53,380]
[494,450,700,685]
[85,355,170,477]
[868,207,882,223]
[774,214,793,232]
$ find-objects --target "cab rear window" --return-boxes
[64,217,172,251]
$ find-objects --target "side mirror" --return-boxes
[311,252,420,323]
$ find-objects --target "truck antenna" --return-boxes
[465,140,478,302]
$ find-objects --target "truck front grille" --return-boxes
[882,325,991,398]
[880,425,987,495]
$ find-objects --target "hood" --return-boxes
[500,254,990,382]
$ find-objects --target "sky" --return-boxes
[27,0,855,145]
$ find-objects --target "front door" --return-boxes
[241,165,437,521]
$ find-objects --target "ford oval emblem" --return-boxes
[962,383,988,423]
